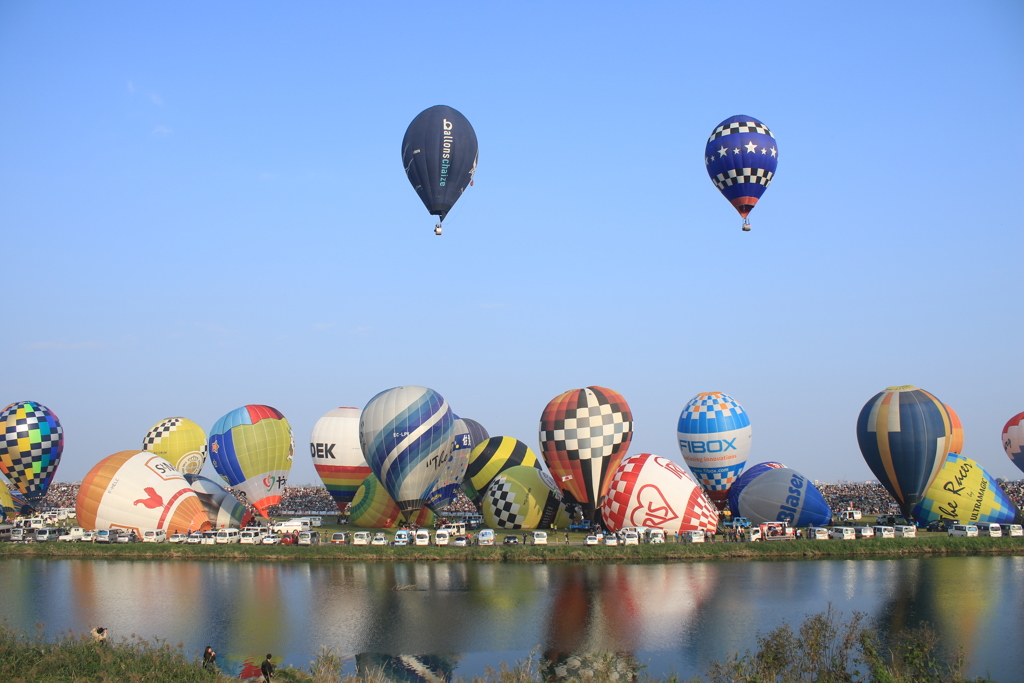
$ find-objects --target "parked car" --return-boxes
[413,530,431,546]
[434,530,450,546]
[854,526,875,539]
[927,519,959,533]
[239,530,261,544]
[371,532,389,546]
[976,523,1002,537]
[569,520,592,532]
[584,535,599,546]
[829,527,856,540]
[297,531,321,546]
[453,535,469,547]
[837,510,863,525]
[143,529,167,543]
[871,526,895,539]
[10,528,27,543]
[1000,524,1023,537]
[648,529,666,544]
[528,531,548,546]
[723,516,751,529]
[476,529,495,546]
[330,532,349,544]
[503,535,520,545]
[94,529,117,544]
[352,531,371,546]
[392,530,410,546]
[58,527,86,542]
[622,531,640,546]
[168,533,188,543]
[34,527,59,543]
[260,534,280,545]
[948,524,978,537]
[806,527,829,540]
[186,532,205,544]
[200,531,217,545]
[604,534,619,546]
[80,530,95,543]
[894,525,917,538]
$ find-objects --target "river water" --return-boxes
[0,556,1019,681]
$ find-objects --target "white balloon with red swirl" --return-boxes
[600,453,718,533]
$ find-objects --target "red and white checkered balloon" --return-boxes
[600,453,718,533]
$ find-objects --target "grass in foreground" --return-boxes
[0,607,994,683]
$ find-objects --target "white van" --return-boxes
[976,523,1002,537]
[871,526,895,539]
[477,529,495,546]
[413,529,431,546]
[216,528,241,544]
[239,530,261,544]
[649,529,666,544]
[948,524,978,537]
[351,531,371,545]
[838,510,862,524]
[274,520,310,534]
[58,527,86,542]
[434,530,450,546]
[307,516,323,528]
[806,527,829,540]
[1000,524,1023,537]
[34,527,59,542]
[440,522,466,536]
[894,525,917,538]
[829,527,856,540]
[142,529,167,543]
[622,531,640,546]
[684,530,705,543]
[528,531,548,546]
[297,531,321,546]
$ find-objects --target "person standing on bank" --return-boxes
[261,653,275,681]
[203,645,216,669]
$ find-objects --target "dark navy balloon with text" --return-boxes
[402,105,478,224]
[704,115,777,229]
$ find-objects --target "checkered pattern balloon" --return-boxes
[677,392,752,510]
[600,453,718,533]
[142,417,207,474]
[0,401,64,502]
[539,386,633,522]
[704,115,777,223]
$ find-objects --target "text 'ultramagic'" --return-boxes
[439,119,453,187]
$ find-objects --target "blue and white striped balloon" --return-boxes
[359,386,454,518]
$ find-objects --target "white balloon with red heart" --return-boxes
[600,453,719,533]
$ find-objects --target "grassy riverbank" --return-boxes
[2,535,1022,562]
[0,607,991,682]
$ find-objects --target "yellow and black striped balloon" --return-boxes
[462,436,540,504]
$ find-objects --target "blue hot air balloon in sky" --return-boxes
[704,115,778,232]
[402,105,478,236]
[856,386,952,519]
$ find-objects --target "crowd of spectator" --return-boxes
[10,479,1024,518]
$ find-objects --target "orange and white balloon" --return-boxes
[76,450,211,535]
[600,453,718,533]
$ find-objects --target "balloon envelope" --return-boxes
[727,462,785,516]
[677,392,752,510]
[944,404,964,455]
[142,417,207,474]
[0,401,63,503]
[1003,412,1024,476]
[539,386,634,521]
[704,115,778,221]
[184,474,253,529]
[600,453,719,534]
[310,407,372,511]
[463,436,541,504]
[402,105,478,222]
[425,417,476,513]
[349,473,434,528]
[360,386,454,518]
[482,465,573,530]
[76,450,210,534]
[912,453,1023,525]
[733,467,832,527]
[856,386,951,518]
[209,405,293,517]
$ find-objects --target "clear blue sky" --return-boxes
[2,2,1022,486]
